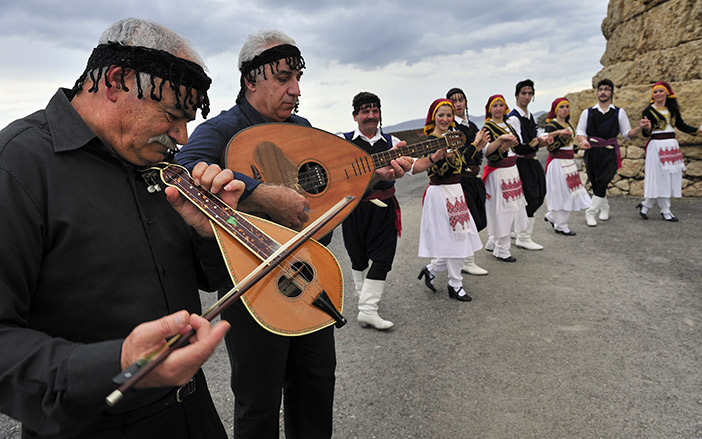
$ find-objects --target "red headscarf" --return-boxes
[423,98,455,135]
[484,94,508,120]
[651,81,677,102]
[546,97,570,122]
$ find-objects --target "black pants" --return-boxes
[23,370,227,439]
[584,148,617,197]
[460,176,487,231]
[222,300,336,439]
[341,199,398,281]
[517,157,546,217]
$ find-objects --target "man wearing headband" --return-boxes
[506,79,552,251]
[177,30,341,438]
[338,92,412,330]
[576,78,651,226]
[446,87,489,276]
[0,19,242,438]
[177,33,311,233]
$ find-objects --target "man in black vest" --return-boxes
[446,87,488,275]
[340,92,413,330]
[507,79,552,250]
[575,78,650,226]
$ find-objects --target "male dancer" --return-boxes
[447,87,488,275]
[340,92,411,329]
[575,78,650,226]
[506,79,551,250]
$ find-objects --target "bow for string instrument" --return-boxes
[106,163,352,406]
[225,124,466,239]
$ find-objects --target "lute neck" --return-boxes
[156,164,279,260]
[371,135,456,169]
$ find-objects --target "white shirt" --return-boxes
[575,103,633,140]
[339,128,401,147]
[454,115,469,127]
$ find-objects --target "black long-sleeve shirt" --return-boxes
[0,89,227,437]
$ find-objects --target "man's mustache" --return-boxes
[148,134,178,152]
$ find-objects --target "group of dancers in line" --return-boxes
[405,79,701,305]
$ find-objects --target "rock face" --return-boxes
[566,0,702,197]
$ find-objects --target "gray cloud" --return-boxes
[0,0,607,69]
[0,0,610,132]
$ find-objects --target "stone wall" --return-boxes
[566,0,702,197]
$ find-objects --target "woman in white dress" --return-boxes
[543,98,592,235]
[481,95,524,262]
[638,81,701,221]
[415,99,488,301]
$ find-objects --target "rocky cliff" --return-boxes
[566,0,702,196]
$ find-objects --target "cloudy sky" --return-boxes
[0,0,610,134]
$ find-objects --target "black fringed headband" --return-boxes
[236,44,305,105]
[72,42,212,118]
[352,93,381,115]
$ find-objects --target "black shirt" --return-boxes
[0,89,226,436]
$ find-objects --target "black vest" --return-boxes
[454,121,483,166]
[343,131,394,191]
[507,109,537,144]
[586,107,620,139]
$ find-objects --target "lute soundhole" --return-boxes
[277,260,316,298]
[298,161,328,195]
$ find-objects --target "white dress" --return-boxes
[418,183,483,258]
[544,130,591,212]
[644,109,685,199]
[484,152,528,238]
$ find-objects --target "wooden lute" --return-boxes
[106,164,352,407]
[224,124,466,239]
[148,163,346,336]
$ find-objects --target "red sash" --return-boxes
[545,149,575,173]
[482,156,517,182]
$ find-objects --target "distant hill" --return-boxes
[384,115,486,133]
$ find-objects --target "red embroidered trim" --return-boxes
[446,197,471,231]
[659,146,683,166]
[501,178,523,202]
[565,172,583,192]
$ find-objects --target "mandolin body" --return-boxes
[225,124,375,239]
[224,124,465,239]
[212,210,344,336]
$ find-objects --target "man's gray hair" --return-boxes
[238,29,296,76]
[97,18,206,95]
[100,18,204,66]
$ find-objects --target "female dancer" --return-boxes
[481,95,524,262]
[638,81,701,221]
[415,99,487,301]
[543,98,591,235]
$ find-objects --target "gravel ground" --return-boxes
[3,169,701,439]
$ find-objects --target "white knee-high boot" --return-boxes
[515,217,544,250]
[357,279,393,330]
[586,196,603,227]
[351,268,368,296]
[599,197,610,220]
[462,255,488,275]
